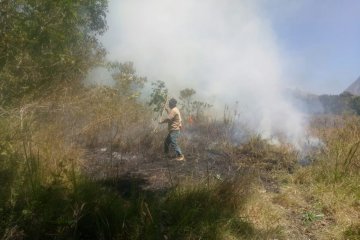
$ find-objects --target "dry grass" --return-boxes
[2,85,360,239]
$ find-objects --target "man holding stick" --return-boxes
[159,98,185,161]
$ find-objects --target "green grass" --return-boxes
[344,224,360,240]
[0,160,259,239]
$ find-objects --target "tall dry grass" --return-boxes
[0,85,152,238]
[4,83,360,239]
[1,85,275,239]
[290,115,360,239]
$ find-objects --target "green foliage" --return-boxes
[148,80,168,113]
[0,145,257,239]
[1,173,129,239]
[350,96,360,115]
[302,211,324,225]
[344,224,360,240]
[0,0,108,105]
[109,61,147,98]
[0,116,21,213]
[309,92,360,116]
[318,92,356,115]
[94,178,256,240]
[158,181,253,240]
[0,86,149,238]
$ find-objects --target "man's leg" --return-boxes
[169,131,183,157]
[164,133,171,154]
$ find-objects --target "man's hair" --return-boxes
[169,98,177,107]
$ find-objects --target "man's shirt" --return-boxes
[166,107,182,131]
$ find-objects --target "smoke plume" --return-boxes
[100,0,307,146]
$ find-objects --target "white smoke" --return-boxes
[100,0,307,147]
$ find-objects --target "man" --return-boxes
[159,98,185,161]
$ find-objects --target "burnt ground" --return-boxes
[84,148,240,189]
[83,147,283,194]
[83,147,339,239]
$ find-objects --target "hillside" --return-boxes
[345,76,360,95]
[289,85,360,115]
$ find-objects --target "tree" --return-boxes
[350,96,360,115]
[148,80,168,113]
[179,88,196,116]
[109,61,147,98]
[0,0,108,106]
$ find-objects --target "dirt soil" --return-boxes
[84,148,243,190]
[83,147,336,240]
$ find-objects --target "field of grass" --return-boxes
[3,1,360,238]
[1,89,360,239]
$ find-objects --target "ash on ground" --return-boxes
[83,147,240,191]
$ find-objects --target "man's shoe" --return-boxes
[175,155,185,161]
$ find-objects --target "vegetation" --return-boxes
[1,0,360,239]
[0,0,108,106]
[179,88,212,121]
[298,91,360,115]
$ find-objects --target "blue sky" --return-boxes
[262,0,360,94]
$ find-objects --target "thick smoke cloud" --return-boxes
[100,0,306,146]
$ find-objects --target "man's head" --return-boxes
[169,98,177,109]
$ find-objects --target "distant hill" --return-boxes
[288,87,360,115]
[345,76,360,95]
[285,76,360,115]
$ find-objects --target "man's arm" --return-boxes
[159,108,175,124]
[159,118,170,124]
